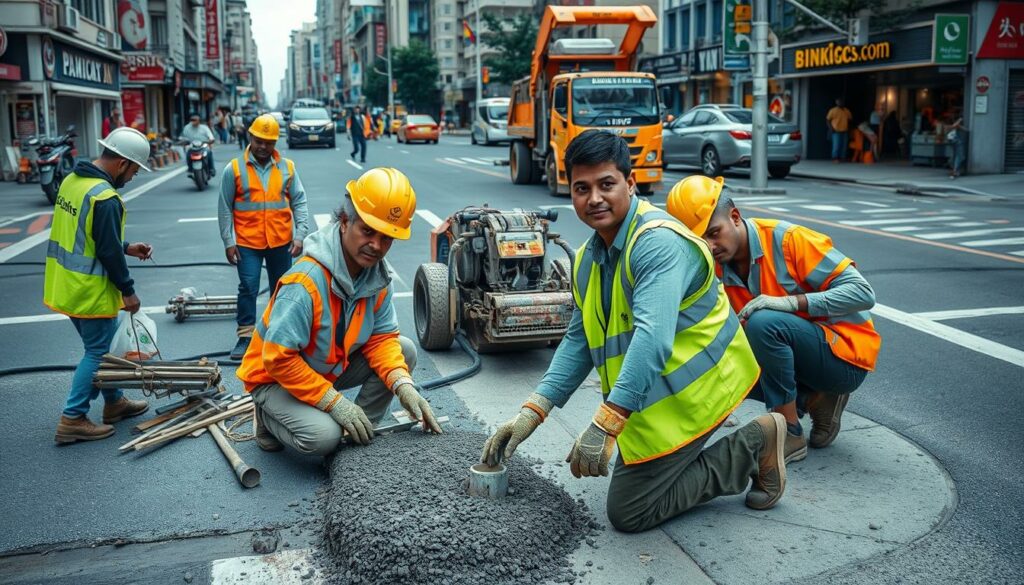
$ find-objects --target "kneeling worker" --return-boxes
[666,176,880,463]
[237,168,441,455]
[482,130,789,533]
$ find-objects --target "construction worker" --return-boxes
[237,167,442,455]
[219,114,310,359]
[44,127,154,444]
[481,130,788,533]
[665,175,880,463]
[347,105,371,163]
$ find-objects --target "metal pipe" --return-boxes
[208,422,261,488]
[750,0,769,190]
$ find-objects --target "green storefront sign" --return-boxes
[934,14,970,65]
[723,0,751,70]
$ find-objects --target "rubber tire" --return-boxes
[701,146,722,176]
[769,164,791,179]
[414,263,455,351]
[637,182,655,196]
[482,130,491,146]
[471,130,477,145]
[42,179,58,205]
[510,141,533,185]
[546,152,560,196]
[194,170,208,191]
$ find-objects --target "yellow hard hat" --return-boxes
[248,114,279,141]
[345,167,416,240]
[666,175,726,237]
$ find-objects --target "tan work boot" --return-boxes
[785,430,807,463]
[102,397,150,424]
[806,392,850,449]
[55,415,115,444]
[254,407,284,452]
[745,413,787,510]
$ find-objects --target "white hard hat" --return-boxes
[98,127,152,172]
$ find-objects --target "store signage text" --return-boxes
[121,52,165,82]
[794,41,891,70]
[978,2,1024,59]
[695,47,721,73]
[62,52,116,85]
[933,14,969,65]
[204,0,220,61]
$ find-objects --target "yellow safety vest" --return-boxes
[573,200,760,464]
[43,174,126,318]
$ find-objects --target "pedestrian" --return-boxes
[178,113,217,176]
[236,167,441,455]
[130,112,146,133]
[347,105,370,163]
[481,130,785,533]
[101,107,123,138]
[948,117,969,179]
[233,110,248,150]
[213,108,228,143]
[826,98,853,163]
[44,127,154,443]
[219,114,310,360]
[667,175,881,464]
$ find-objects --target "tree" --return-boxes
[363,65,388,107]
[480,13,538,86]
[393,40,440,113]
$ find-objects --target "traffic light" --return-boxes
[482,66,490,85]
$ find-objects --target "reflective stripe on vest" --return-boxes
[572,200,760,464]
[231,153,295,248]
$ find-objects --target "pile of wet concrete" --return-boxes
[320,431,597,585]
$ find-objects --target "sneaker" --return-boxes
[806,392,850,449]
[230,336,251,360]
[102,397,150,423]
[745,413,787,510]
[254,407,284,452]
[55,415,115,444]
[785,430,807,463]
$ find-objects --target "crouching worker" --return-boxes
[237,168,442,455]
[481,130,789,533]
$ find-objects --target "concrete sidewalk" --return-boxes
[790,160,1022,201]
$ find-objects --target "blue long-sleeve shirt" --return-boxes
[536,198,709,413]
[217,150,309,248]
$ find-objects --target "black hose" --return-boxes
[0,262,234,268]
[420,333,481,391]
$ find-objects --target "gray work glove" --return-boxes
[737,294,799,321]
[318,389,374,445]
[481,393,554,467]
[395,382,443,434]
[565,403,626,478]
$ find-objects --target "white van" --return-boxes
[471,98,511,146]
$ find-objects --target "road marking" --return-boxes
[539,204,574,210]
[913,306,1024,321]
[801,204,846,212]
[26,214,51,234]
[178,217,218,223]
[314,213,332,229]
[767,206,790,212]
[882,226,927,232]
[1012,250,1024,257]
[443,157,467,164]
[415,209,444,228]
[346,160,363,170]
[914,227,1024,241]
[0,166,187,263]
[960,236,1024,247]
[386,146,393,149]
[731,195,785,204]
[0,211,51,229]
[873,303,1024,369]
[436,157,507,179]
[400,150,410,154]
[852,200,889,207]
[860,207,918,214]
[949,221,986,227]
[460,157,491,165]
[841,215,962,227]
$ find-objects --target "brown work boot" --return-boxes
[806,392,850,449]
[785,430,807,463]
[254,407,283,452]
[55,415,115,444]
[745,413,787,510]
[102,397,150,423]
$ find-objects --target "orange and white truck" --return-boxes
[507,6,663,196]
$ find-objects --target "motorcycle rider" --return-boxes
[179,113,216,176]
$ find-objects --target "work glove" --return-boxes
[394,382,443,434]
[481,393,554,467]
[566,403,628,478]
[737,294,799,321]
[318,389,374,445]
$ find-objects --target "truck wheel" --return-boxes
[414,263,455,350]
[546,153,560,196]
[510,141,533,185]
[637,182,655,196]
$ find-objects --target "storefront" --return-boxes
[177,71,224,134]
[640,51,688,117]
[121,52,173,137]
[973,1,1024,173]
[640,45,732,116]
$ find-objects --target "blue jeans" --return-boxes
[350,135,366,162]
[64,317,123,417]
[951,139,967,176]
[236,244,293,331]
[744,310,868,410]
[831,131,847,161]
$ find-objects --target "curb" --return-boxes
[789,171,1007,201]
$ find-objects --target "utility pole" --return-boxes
[474,0,482,125]
[386,0,394,118]
[750,0,769,189]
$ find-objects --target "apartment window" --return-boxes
[443,3,451,15]
[444,56,454,67]
[443,21,451,31]
[151,14,168,47]
[445,39,452,49]
[72,0,105,26]
[695,2,706,39]
[681,8,690,49]
[712,0,723,41]
[445,74,453,83]
[665,12,676,51]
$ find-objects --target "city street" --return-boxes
[0,136,1021,585]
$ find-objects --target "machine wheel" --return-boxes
[546,153,560,196]
[636,182,655,196]
[701,146,722,176]
[42,180,58,205]
[414,263,455,350]
[510,140,534,185]
[769,164,791,179]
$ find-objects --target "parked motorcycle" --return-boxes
[183,140,213,190]
[35,125,77,204]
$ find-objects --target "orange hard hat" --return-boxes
[345,167,416,240]
[248,114,279,141]
[666,175,725,237]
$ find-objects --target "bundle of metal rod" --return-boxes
[94,354,222,398]
[119,394,252,453]
[166,293,238,323]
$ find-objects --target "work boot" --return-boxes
[254,407,284,452]
[230,336,251,361]
[785,430,807,463]
[55,415,115,444]
[102,397,150,423]
[806,392,850,449]
[745,413,787,510]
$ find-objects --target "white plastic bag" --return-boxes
[110,312,161,361]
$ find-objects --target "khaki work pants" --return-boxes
[606,418,764,533]
[250,336,417,456]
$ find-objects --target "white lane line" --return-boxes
[860,207,918,214]
[460,157,491,165]
[948,221,986,227]
[852,200,889,207]
[178,217,218,223]
[914,227,1024,241]
[539,204,574,210]
[394,291,412,298]
[731,196,785,203]
[0,210,51,228]
[841,215,962,227]
[346,160,363,170]
[913,306,1024,321]
[314,213,332,229]
[960,236,1024,247]
[882,226,927,232]
[767,206,790,212]
[443,157,467,164]
[415,209,444,228]
[0,166,187,263]
[1012,250,1024,257]
[801,204,846,212]
[386,146,393,149]
[400,150,410,154]
[873,303,1024,369]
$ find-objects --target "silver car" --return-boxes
[662,105,801,178]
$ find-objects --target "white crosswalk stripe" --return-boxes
[914,227,1024,241]
[842,215,962,227]
[801,204,846,211]
[443,157,466,164]
[1012,250,1024,257]
[960,237,1024,247]
[882,226,928,232]
[852,200,889,207]
[459,157,491,165]
[860,208,918,214]
[415,209,444,228]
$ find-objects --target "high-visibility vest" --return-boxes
[237,257,389,404]
[722,218,881,371]
[573,200,760,465]
[43,174,126,318]
[230,149,296,249]
[347,114,371,138]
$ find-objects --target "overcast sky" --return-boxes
[249,0,316,107]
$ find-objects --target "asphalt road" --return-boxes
[0,135,1021,584]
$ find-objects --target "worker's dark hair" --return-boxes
[332,195,358,224]
[712,195,736,220]
[100,148,122,161]
[564,130,632,184]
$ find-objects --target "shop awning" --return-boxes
[656,75,689,85]
[51,82,122,101]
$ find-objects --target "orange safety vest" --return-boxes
[237,257,391,405]
[347,114,372,138]
[230,149,296,249]
[721,218,881,371]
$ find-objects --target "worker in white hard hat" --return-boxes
[43,127,155,444]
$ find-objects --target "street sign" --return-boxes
[976,76,990,94]
[724,0,751,57]
[933,14,969,65]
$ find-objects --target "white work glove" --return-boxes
[737,294,799,321]
[394,382,443,434]
[481,393,553,467]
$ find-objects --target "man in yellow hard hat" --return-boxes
[666,175,880,463]
[237,167,442,456]
[218,113,309,359]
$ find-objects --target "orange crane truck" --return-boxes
[507,6,663,196]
